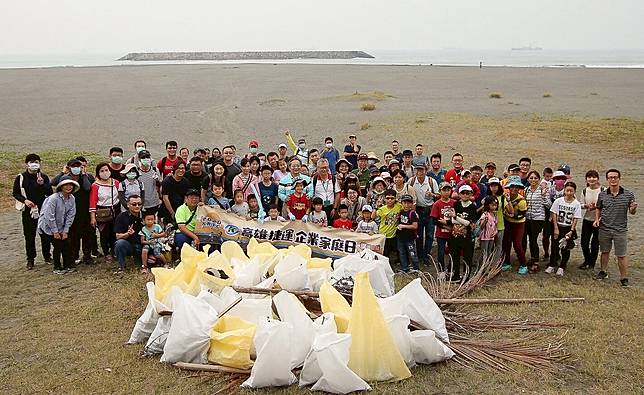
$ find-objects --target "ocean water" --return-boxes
[1,49,643,69]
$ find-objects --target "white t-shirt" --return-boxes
[309,210,328,226]
[550,197,582,227]
[313,176,340,206]
[581,186,601,221]
[356,220,379,234]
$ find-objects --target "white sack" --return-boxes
[308,268,331,292]
[128,282,163,344]
[385,315,416,368]
[143,315,172,355]
[160,293,218,364]
[274,252,309,291]
[241,318,297,389]
[331,254,394,297]
[313,313,337,336]
[218,287,273,324]
[411,330,455,364]
[231,257,266,287]
[273,291,315,369]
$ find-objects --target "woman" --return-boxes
[249,155,261,177]
[90,162,121,261]
[201,162,228,202]
[579,170,602,270]
[487,177,513,265]
[335,159,352,188]
[232,158,259,201]
[211,147,222,163]
[340,186,366,225]
[117,163,144,210]
[523,170,551,273]
[390,169,415,203]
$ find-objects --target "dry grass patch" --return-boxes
[360,122,370,130]
[543,92,552,98]
[489,92,503,99]
[361,103,376,111]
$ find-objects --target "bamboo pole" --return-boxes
[174,362,251,375]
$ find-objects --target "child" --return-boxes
[248,194,261,220]
[257,165,278,212]
[272,158,289,183]
[546,181,582,276]
[264,204,286,222]
[431,182,456,275]
[309,197,328,227]
[139,212,167,273]
[230,189,250,218]
[355,205,378,234]
[543,170,568,259]
[286,179,310,220]
[502,176,528,274]
[478,196,499,265]
[454,169,480,202]
[373,189,402,257]
[397,194,420,273]
[207,182,230,210]
[333,204,353,229]
[448,184,479,281]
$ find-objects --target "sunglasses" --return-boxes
[129,202,142,206]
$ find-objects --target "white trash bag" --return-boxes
[160,293,218,364]
[313,312,337,336]
[241,318,297,389]
[274,252,309,291]
[411,330,455,364]
[385,315,416,368]
[273,291,315,369]
[377,278,449,343]
[300,332,371,394]
[128,282,170,344]
[219,287,273,325]
[331,254,394,297]
[144,315,172,355]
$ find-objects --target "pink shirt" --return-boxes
[479,211,498,241]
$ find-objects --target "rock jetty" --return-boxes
[117,51,374,61]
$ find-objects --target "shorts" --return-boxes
[143,244,163,257]
[598,228,627,257]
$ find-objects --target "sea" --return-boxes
[1,49,643,69]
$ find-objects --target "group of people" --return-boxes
[13,132,637,285]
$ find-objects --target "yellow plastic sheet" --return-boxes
[208,316,256,369]
[348,272,411,382]
[308,257,332,270]
[319,281,351,333]
[247,237,278,258]
[288,244,312,261]
[221,240,248,263]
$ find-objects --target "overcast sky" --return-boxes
[2,0,643,54]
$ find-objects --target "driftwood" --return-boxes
[174,362,251,375]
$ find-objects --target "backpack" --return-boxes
[312,174,336,195]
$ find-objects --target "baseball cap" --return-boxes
[487,177,501,185]
[414,163,426,169]
[558,164,571,175]
[401,194,414,202]
[485,161,497,169]
[381,171,392,179]
[439,181,452,190]
[458,184,473,193]
[358,153,369,160]
[185,189,201,197]
[362,204,373,212]
[369,165,380,173]
[388,159,400,165]
[553,170,567,179]
[462,169,472,177]
[297,138,306,144]
[278,143,287,149]
[508,164,520,172]
[249,140,259,148]
[67,159,82,167]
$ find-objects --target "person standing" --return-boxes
[502,176,529,275]
[401,150,414,179]
[160,162,191,225]
[594,169,637,286]
[523,170,551,272]
[221,145,241,199]
[352,153,371,196]
[311,159,339,225]
[185,156,208,193]
[321,137,340,175]
[13,154,52,269]
[408,164,439,264]
[285,130,309,165]
[108,147,126,182]
[157,140,182,177]
[90,163,121,262]
[411,144,429,168]
[37,176,78,274]
[343,134,361,170]
[397,194,420,273]
[113,194,144,274]
[137,150,162,216]
[444,153,465,188]
[428,153,446,186]
[126,139,154,168]
[578,170,603,270]
[391,140,403,162]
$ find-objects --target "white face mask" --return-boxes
[326,143,333,149]
[27,162,40,172]
[136,146,145,153]
[70,167,81,175]
[298,143,306,150]
[249,147,257,154]
[140,158,152,166]
[111,156,123,164]
[99,170,111,180]
[126,172,137,180]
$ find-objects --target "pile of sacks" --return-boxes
[128,240,453,394]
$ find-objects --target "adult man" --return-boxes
[174,189,204,251]
[401,150,414,179]
[37,176,78,274]
[179,147,190,164]
[52,159,94,265]
[321,137,341,175]
[480,162,497,184]
[278,157,313,207]
[311,159,339,224]
[352,153,371,196]
[519,157,532,187]
[247,140,260,159]
[222,145,241,198]
[343,134,361,169]
[444,153,464,187]
[391,140,403,162]
[380,151,394,173]
[185,156,208,192]
[161,162,191,224]
[308,149,320,174]
[108,147,126,182]
[267,151,280,171]
[428,153,446,185]
[285,130,309,164]
[594,169,637,286]
[412,144,429,168]
[13,153,52,269]
[408,164,439,263]
[113,194,144,274]
[157,140,182,177]
[126,139,152,167]
[137,150,162,215]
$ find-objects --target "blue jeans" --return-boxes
[436,238,448,271]
[114,239,142,270]
[397,238,419,272]
[174,232,194,252]
[416,207,435,259]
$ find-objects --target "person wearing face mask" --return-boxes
[52,159,94,265]
[246,140,260,159]
[117,163,145,210]
[321,137,340,176]
[108,147,126,182]
[284,130,309,165]
[137,150,162,216]
[90,163,121,261]
[126,140,154,168]
[13,153,53,269]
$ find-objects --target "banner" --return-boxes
[194,206,385,259]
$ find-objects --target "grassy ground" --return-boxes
[1,114,642,394]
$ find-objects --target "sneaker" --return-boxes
[544,266,555,274]
[65,267,77,273]
[518,266,529,275]
[501,264,512,272]
[26,260,34,270]
[53,269,66,275]
[595,271,608,280]
[578,263,590,270]
[113,268,125,275]
[556,268,565,276]
[44,257,52,265]
[75,258,82,264]
[620,278,629,287]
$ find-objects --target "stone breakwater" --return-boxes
[118,51,374,61]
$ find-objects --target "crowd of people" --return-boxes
[13,132,637,285]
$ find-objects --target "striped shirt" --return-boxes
[596,187,635,233]
[525,186,551,221]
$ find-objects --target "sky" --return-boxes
[1,0,643,54]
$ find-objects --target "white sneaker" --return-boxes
[544,266,555,274]
[556,268,565,276]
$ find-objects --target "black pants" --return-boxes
[550,225,575,269]
[96,205,120,257]
[523,219,544,261]
[580,219,599,267]
[69,215,93,261]
[22,210,51,262]
[323,205,334,226]
[40,233,73,270]
[448,236,474,279]
[383,237,398,262]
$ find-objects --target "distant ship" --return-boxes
[511,44,543,51]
